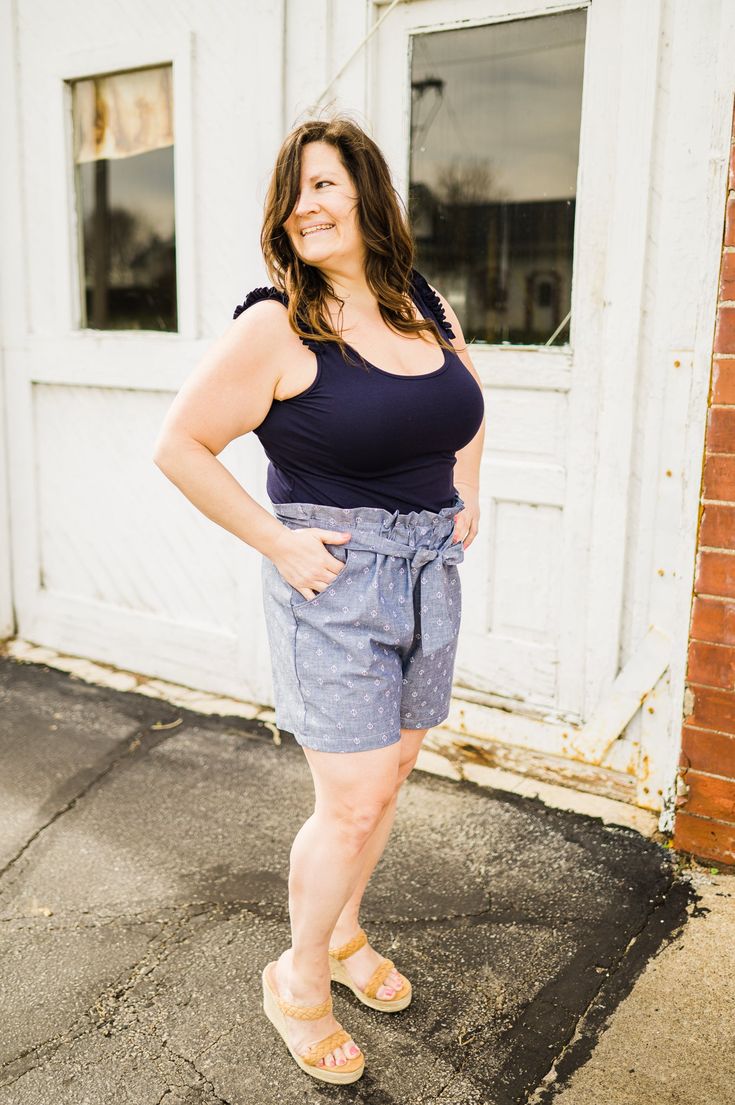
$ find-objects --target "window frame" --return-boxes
[49,31,196,340]
[405,6,587,353]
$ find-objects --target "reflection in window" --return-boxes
[409,10,586,347]
[71,65,177,332]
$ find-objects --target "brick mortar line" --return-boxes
[681,720,735,737]
[679,764,735,784]
[686,672,735,686]
[673,807,735,828]
[686,678,735,692]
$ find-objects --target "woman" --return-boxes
[153,115,485,1085]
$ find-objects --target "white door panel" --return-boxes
[370,0,666,796]
[2,0,284,703]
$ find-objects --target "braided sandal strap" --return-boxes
[363,957,397,1000]
[277,992,333,1020]
[328,926,368,960]
[302,1028,353,1066]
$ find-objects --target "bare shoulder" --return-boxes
[231,294,298,347]
[155,299,296,458]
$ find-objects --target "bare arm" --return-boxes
[152,301,291,560]
[153,302,350,597]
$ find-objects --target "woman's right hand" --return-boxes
[271,528,351,602]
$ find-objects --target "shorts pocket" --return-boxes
[290,543,353,611]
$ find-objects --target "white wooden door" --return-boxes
[368,0,725,809]
[1,1,285,702]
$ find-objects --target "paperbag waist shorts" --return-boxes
[261,494,465,753]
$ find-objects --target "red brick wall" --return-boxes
[675,101,735,866]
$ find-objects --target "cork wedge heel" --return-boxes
[261,961,365,1084]
[328,927,412,1012]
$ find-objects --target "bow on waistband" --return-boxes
[335,531,464,655]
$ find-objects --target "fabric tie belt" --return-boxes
[332,529,465,655]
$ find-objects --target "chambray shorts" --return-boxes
[261,494,465,753]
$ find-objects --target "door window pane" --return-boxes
[71,65,177,332]
[409,10,586,347]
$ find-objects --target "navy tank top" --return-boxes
[232,268,484,514]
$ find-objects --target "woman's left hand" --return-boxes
[451,484,480,550]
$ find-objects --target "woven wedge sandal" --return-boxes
[261,960,365,1084]
[328,927,412,1012]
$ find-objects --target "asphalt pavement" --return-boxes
[0,653,731,1105]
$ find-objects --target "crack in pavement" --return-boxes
[0,905,204,1087]
[191,1025,237,1066]
[0,893,258,1102]
[88,910,206,1038]
[0,719,186,890]
[0,899,594,937]
[523,874,697,1104]
[158,1040,234,1105]
[402,865,690,1105]
[0,905,190,930]
[0,1017,96,1091]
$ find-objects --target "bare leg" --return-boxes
[328,727,429,997]
[273,741,401,1070]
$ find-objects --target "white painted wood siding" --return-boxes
[1,0,732,820]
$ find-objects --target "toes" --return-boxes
[334,1040,361,1066]
[378,970,404,998]
[314,1037,361,1070]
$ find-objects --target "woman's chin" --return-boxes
[299,243,334,262]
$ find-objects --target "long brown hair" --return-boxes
[260,115,456,367]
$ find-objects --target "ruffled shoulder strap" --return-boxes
[410,269,456,340]
[232,285,288,320]
[232,285,320,352]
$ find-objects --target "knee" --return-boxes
[332,792,395,851]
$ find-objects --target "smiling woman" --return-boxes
[258,123,462,366]
[153,114,485,1085]
[284,149,356,258]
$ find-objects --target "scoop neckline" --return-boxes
[340,291,452,380]
[344,341,451,380]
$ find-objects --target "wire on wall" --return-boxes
[307,0,406,114]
